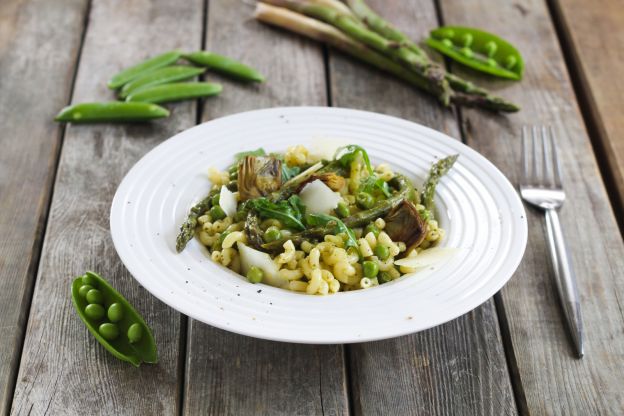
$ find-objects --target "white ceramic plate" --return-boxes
[111,107,527,344]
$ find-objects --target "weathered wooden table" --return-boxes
[2,0,623,414]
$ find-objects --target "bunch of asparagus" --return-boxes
[254,0,519,112]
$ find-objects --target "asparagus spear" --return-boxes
[261,0,452,105]
[254,3,519,112]
[175,189,219,252]
[421,154,459,212]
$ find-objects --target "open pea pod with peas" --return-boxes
[426,26,524,80]
[71,271,157,367]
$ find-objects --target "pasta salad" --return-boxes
[176,143,457,295]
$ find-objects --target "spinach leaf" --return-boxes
[334,145,373,174]
[305,213,358,250]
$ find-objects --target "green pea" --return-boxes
[504,55,517,69]
[209,205,226,221]
[82,274,98,287]
[99,323,119,341]
[128,323,143,344]
[247,266,264,284]
[234,209,247,222]
[462,33,473,48]
[460,47,473,58]
[364,223,380,238]
[78,284,94,299]
[362,261,379,278]
[211,193,220,207]
[84,304,105,321]
[374,244,390,261]
[484,41,498,57]
[107,303,124,323]
[356,192,375,209]
[264,226,282,243]
[335,202,350,218]
[441,38,453,47]
[379,271,393,284]
[487,58,498,67]
[86,289,104,305]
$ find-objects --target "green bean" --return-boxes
[125,82,222,104]
[183,51,265,82]
[55,102,169,123]
[119,65,206,99]
[71,271,157,367]
[108,50,182,89]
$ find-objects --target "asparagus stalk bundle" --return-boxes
[255,1,519,112]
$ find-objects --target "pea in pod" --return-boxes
[126,82,222,104]
[107,50,182,89]
[426,26,523,80]
[183,51,265,82]
[54,102,169,123]
[119,65,206,99]
[71,271,157,367]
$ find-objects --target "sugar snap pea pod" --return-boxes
[183,51,265,82]
[125,82,222,104]
[71,271,157,367]
[54,102,169,123]
[107,50,182,89]
[426,26,523,80]
[119,65,206,99]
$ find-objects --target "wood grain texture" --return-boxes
[183,1,348,415]
[0,0,88,413]
[439,0,624,414]
[550,0,624,223]
[9,0,203,414]
[329,1,517,415]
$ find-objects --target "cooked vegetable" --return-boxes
[335,144,373,174]
[383,199,428,253]
[335,202,350,218]
[71,271,157,367]
[119,65,205,98]
[183,51,265,82]
[238,155,283,201]
[421,154,459,213]
[249,195,306,230]
[108,50,182,89]
[55,102,169,123]
[305,213,358,250]
[427,26,524,80]
[359,175,391,198]
[237,242,285,287]
[126,82,222,104]
[299,179,342,214]
[247,266,265,283]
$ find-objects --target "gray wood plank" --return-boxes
[439,0,624,414]
[0,0,89,413]
[9,0,204,414]
[182,2,348,415]
[328,1,517,415]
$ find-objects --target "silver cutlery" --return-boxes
[520,125,584,358]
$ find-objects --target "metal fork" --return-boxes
[520,126,584,358]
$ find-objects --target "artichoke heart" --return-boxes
[238,155,282,201]
[383,199,428,254]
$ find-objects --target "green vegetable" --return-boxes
[107,303,124,323]
[108,50,182,89]
[356,192,375,209]
[335,202,350,218]
[364,223,380,237]
[247,266,264,283]
[281,165,301,182]
[54,102,169,123]
[119,65,206,98]
[363,261,379,278]
[211,193,220,207]
[209,205,226,221]
[235,148,267,162]
[420,155,459,213]
[264,226,282,243]
[359,175,391,198]
[86,289,104,305]
[305,213,358,251]
[126,82,222,104]
[176,188,219,253]
[183,51,265,82]
[374,244,389,260]
[335,145,373,174]
[78,284,94,299]
[378,271,392,284]
[127,323,143,344]
[249,195,306,230]
[427,26,523,80]
[71,271,157,367]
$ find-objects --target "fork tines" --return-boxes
[521,125,562,188]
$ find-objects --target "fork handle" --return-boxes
[544,208,584,357]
